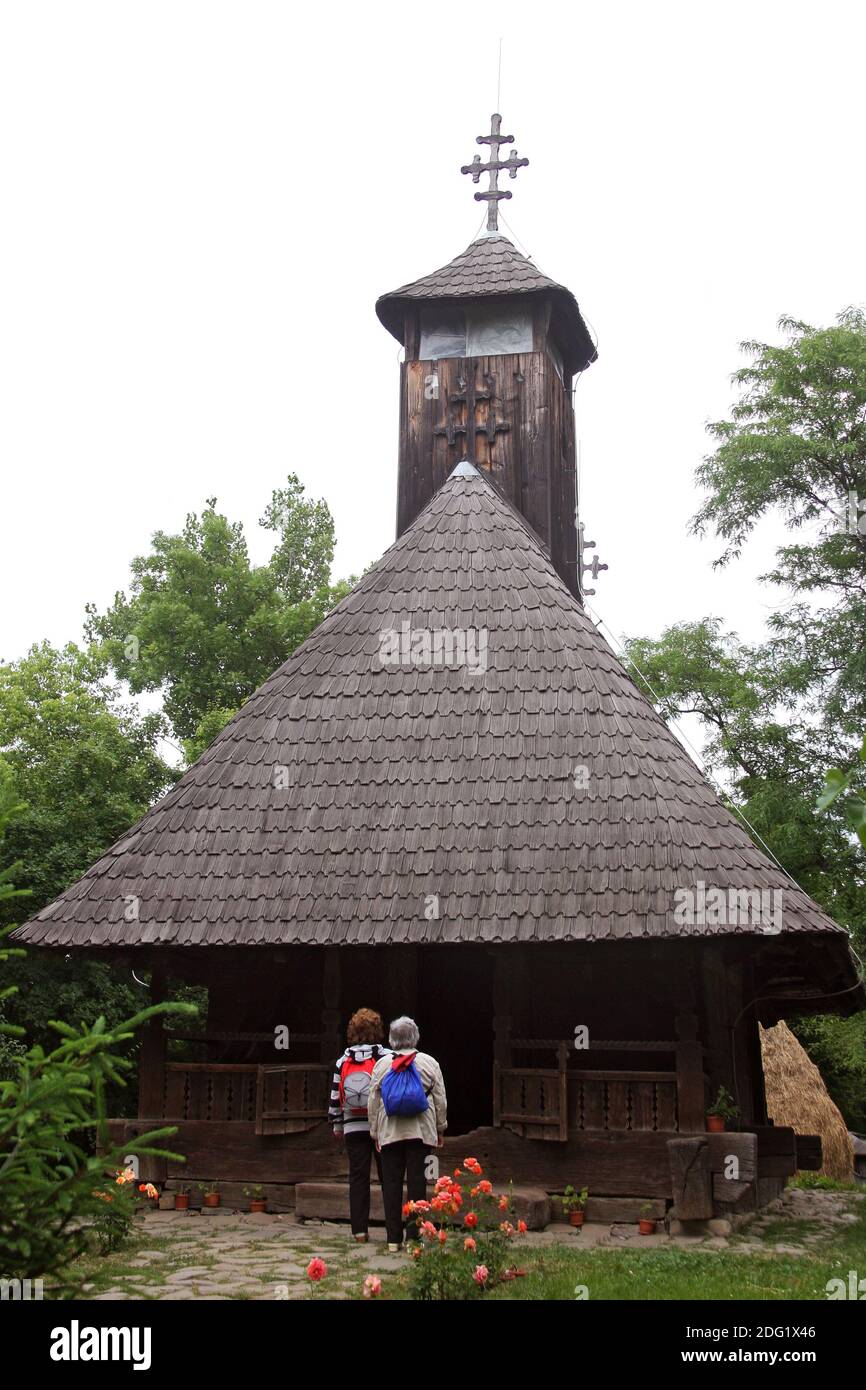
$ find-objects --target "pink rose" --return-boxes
[306,1257,327,1282]
[473,1265,489,1285]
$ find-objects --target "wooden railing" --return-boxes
[494,1043,569,1141]
[493,1023,707,1142]
[569,1069,678,1131]
[160,1062,330,1134]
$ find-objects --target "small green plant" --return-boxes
[200,1181,220,1196]
[174,1184,191,1196]
[90,1167,158,1254]
[0,778,196,1289]
[640,1201,655,1217]
[561,1185,588,1214]
[243,1184,265,1200]
[707,1085,739,1121]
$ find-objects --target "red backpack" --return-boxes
[339,1054,377,1115]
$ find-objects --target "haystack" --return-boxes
[759,1020,853,1179]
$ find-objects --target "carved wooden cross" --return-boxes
[461,113,529,233]
[434,374,510,463]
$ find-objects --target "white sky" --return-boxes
[2,0,864,676]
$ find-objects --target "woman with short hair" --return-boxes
[367,1015,448,1252]
[328,1008,390,1243]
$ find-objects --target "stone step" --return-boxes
[295,1182,550,1229]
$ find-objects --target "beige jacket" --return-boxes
[368,1049,447,1149]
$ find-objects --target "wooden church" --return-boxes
[17,116,862,1221]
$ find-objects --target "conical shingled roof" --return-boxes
[376,234,597,375]
[14,467,858,993]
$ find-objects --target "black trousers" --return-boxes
[345,1132,383,1236]
[379,1138,429,1245]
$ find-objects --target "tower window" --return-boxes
[465,304,533,356]
[418,304,533,360]
[419,309,467,359]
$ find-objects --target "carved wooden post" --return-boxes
[136,966,168,1185]
[675,1013,706,1133]
[491,950,513,1066]
[138,965,167,1119]
[320,948,341,1064]
[557,1040,569,1141]
[492,950,513,1132]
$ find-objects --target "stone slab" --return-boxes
[295,1182,550,1229]
[585,1197,666,1223]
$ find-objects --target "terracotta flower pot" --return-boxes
[174,1193,190,1210]
[706,1114,725,1133]
[249,1199,267,1214]
[569,1210,585,1227]
[639,1218,656,1236]
[204,1193,221,1208]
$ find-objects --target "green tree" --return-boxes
[85,475,352,746]
[625,310,866,1129]
[0,642,174,928]
[0,643,176,1065]
[624,619,865,955]
[693,308,866,738]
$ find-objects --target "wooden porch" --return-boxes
[113,937,800,1209]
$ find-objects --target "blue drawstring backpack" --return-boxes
[380,1051,429,1117]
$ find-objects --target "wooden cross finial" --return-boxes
[461,113,529,234]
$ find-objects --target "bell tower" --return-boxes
[376,113,597,600]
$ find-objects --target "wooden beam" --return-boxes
[675,1013,706,1132]
[109,1120,675,1195]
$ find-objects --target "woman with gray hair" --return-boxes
[367,1016,447,1252]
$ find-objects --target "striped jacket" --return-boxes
[328,1044,391,1136]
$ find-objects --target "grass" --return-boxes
[485,1247,854,1301]
[385,1196,866,1301]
